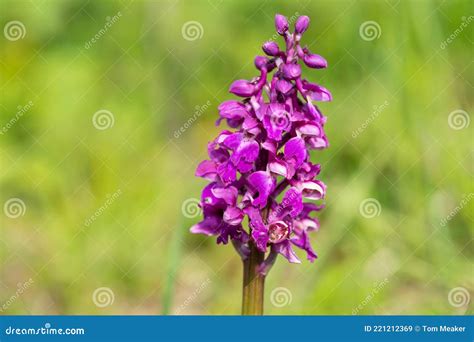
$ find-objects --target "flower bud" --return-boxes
[282,63,301,80]
[275,14,289,35]
[254,56,268,70]
[303,53,327,69]
[229,79,256,97]
[262,41,280,56]
[295,15,310,34]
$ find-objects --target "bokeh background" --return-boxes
[1,0,472,315]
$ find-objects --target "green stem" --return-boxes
[242,242,265,315]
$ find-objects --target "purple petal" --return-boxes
[254,56,268,70]
[222,132,243,150]
[268,159,292,178]
[274,240,301,263]
[275,14,289,35]
[268,187,302,221]
[230,139,259,172]
[291,230,317,262]
[295,15,310,34]
[247,171,276,208]
[201,183,223,208]
[261,139,277,154]
[294,217,320,232]
[217,224,242,245]
[262,41,280,56]
[208,143,230,164]
[284,137,307,168]
[296,123,323,137]
[244,206,269,252]
[302,81,332,101]
[217,162,236,184]
[211,185,238,206]
[190,215,222,236]
[307,135,329,149]
[276,79,293,94]
[282,187,303,217]
[300,202,325,218]
[303,54,327,69]
[296,162,321,181]
[195,160,218,181]
[218,100,248,120]
[294,180,326,200]
[282,63,301,80]
[223,206,244,226]
[263,103,291,141]
[229,79,256,97]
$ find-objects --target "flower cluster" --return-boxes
[191,14,330,268]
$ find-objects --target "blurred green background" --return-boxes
[1,0,472,315]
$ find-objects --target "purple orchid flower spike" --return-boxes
[191,13,331,315]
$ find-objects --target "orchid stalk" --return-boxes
[191,13,331,315]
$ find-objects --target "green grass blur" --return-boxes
[0,0,472,315]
